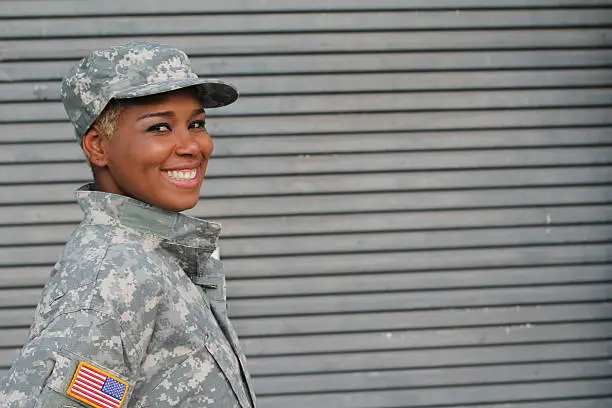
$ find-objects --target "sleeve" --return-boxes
[0,309,137,408]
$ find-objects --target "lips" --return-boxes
[160,168,201,189]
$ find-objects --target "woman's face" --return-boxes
[88,88,213,212]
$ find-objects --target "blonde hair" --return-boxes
[83,100,122,169]
[95,100,122,138]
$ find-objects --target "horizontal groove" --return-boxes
[4,66,612,84]
[184,46,612,58]
[236,317,612,338]
[400,395,612,408]
[234,304,612,321]
[0,325,29,330]
[257,376,612,400]
[230,279,612,301]
[244,336,612,358]
[220,220,612,239]
[256,375,612,397]
[5,84,612,102]
[210,65,612,76]
[227,260,612,281]
[0,305,37,312]
[4,24,612,41]
[2,5,612,19]
[255,356,609,378]
[228,142,612,157]
[221,239,612,260]
[231,301,612,320]
[253,354,612,378]
[5,46,611,62]
[202,181,612,200]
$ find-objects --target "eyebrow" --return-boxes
[137,108,205,121]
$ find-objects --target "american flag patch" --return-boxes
[66,362,128,408]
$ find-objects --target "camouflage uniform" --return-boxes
[0,43,255,408]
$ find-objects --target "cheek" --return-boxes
[127,138,174,167]
[145,141,175,162]
[200,135,214,157]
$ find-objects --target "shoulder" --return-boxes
[91,236,170,316]
[37,224,179,344]
[41,227,168,321]
[47,224,169,310]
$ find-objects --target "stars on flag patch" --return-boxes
[66,361,128,408]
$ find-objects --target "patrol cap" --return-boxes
[60,41,239,140]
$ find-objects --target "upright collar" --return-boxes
[75,183,220,250]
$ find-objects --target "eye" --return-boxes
[190,120,206,130]
[147,123,171,133]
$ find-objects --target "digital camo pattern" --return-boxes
[60,42,239,140]
[0,184,256,408]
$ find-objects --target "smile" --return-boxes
[164,169,197,181]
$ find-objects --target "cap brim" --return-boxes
[113,77,238,108]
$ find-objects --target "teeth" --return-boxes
[166,169,197,181]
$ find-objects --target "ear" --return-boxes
[81,125,109,167]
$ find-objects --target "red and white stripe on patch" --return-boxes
[66,361,128,408]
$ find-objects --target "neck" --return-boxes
[91,166,123,196]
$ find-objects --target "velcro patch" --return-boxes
[66,361,128,408]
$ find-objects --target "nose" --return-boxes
[174,126,207,157]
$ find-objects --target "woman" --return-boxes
[0,42,256,408]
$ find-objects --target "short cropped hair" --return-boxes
[94,100,122,139]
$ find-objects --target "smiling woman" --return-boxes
[0,42,256,408]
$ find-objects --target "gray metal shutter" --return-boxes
[1,1,612,407]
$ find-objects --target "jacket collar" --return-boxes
[75,183,220,251]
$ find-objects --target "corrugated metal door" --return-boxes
[1,1,612,407]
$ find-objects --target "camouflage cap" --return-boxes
[60,41,239,140]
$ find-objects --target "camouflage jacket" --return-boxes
[0,184,256,408]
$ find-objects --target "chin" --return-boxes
[161,198,199,212]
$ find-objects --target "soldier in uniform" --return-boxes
[0,42,256,408]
